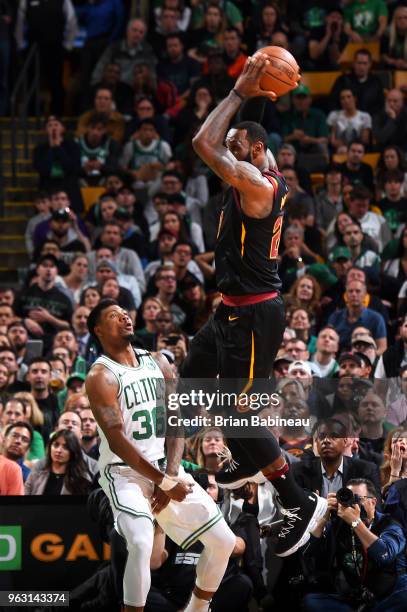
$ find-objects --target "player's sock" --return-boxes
[184,593,211,612]
[265,459,309,507]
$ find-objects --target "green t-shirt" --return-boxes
[344,0,388,37]
[191,0,242,29]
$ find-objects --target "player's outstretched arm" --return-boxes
[85,364,192,502]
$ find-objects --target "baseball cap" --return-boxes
[293,82,311,96]
[51,208,70,221]
[329,246,351,262]
[288,360,312,376]
[96,259,119,274]
[67,372,86,386]
[351,334,377,349]
[274,352,294,366]
[37,254,59,267]
[338,352,363,367]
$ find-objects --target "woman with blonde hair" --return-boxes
[382,5,407,69]
[137,297,164,350]
[14,391,45,462]
[284,274,321,322]
[195,426,226,470]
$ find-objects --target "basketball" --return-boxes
[254,46,300,97]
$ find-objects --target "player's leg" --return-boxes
[216,297,327,556]
[180,316,218,379]
[184,519,236,612]
[117,512,155,612]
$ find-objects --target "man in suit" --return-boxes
[292,418,381,502]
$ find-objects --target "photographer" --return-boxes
[303,478,407,611]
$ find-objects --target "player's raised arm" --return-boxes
[192,54,276,195]
[86,363,192,501]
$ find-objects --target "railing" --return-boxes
[10,44,41,187]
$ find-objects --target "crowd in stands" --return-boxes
[4,0,407,610]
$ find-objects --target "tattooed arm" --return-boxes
[85,364,190,501]
[192,54,277,215]
[153,352,184,478]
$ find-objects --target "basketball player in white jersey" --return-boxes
[85,299,236,612]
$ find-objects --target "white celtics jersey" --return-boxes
[93,349,166,473]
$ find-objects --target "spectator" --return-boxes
[338,351,370,379]
[284,274,321,323]
[135,297,163,351]
[245,2,288,54]
[0,398,26,435]
[347,185,391,251]
[91,18,156,87]
[114,207,149,265]
[303,478,407,611]
[93,258,141,311]
[100,277,136,322]
[124,95,171,144]
[277,143,312,195]
[120,119,172,188]
[344,0,388,42]
[174,85,215,147]
[379,171,407,236]
[331,49,384,115]
[149,7,182,60]
[0,302,14,334]
[179,274,211,335]
[342,221,380,270]
[308,8,348,71]
[375,314,407,386]
[328,279,387,353]
[293,418,381,497]
[79,407,99,459]
[314,166,344,231]
[15,0,77,114]
[72,306,91,358]
[2,421,33,482]
[279,225,316,291]
[351,333,378,372]
[171,241,203,283]
[15,255,73,346]
[154,0,192,32]
[64,392,91,414]
[339,140,374,190]
[373,88,407,153]
[76,113,121,186]
[87,221,145,292]
[90,62,134,115]
[381,5,407,69]
[26,358,59,443]
[156,33,201,99]
[75,0,125,105]
[327,88,372,151]
[154,264,186,327]
[25,192,51,256]
[52,329,86,375]
[38,208,91,255]
[0,454,24,495]
[33,117,83,212]
[0,361,11,395]
[281,166,315,220]
[60,255,89,305]
[77,87,125,144]
[187,5,225,63]
[80,286,101,310]
[376,145,407,199]
[196,426,225,470]
[287,308,316,353]
[220,27,247,79]
[281,83,329,172]
[25,429,93,495]
[193,48,235,104]
[358,390,390,456]
[14,391,46,461]
[0,348,26,393]
[386,368,407,427]
[311,326,340,379]
[279,399,313,457]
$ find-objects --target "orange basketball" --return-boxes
[254,46,300,97]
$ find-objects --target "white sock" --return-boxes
[184,593,211,612]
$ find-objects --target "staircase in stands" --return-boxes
[0,117,76,287]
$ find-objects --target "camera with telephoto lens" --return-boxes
[336,487,361,508]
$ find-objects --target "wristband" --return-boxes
[159,474,178,491]
[232,88,245,101]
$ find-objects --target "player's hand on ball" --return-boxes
[234,54,277,101]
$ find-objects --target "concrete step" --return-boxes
[0,269,20,286]
[1,158,33,170]
[3,173,37,187]
[0,217,29,234]
[0,251,30,268]
[5,187,36,201]
[0,235,25,249]
[1,143,34,161]
[4,201,33,216]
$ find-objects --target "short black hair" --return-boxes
[233,121,268,149]
[350,185,371,201]
[312,418,348,438]
[87,298,119,337]
[5,420,33,442]
[346,477,377,499]
[0,346,17,357]
[171,240,193,254]
[87,112,109,128]
[28,357,51,370]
